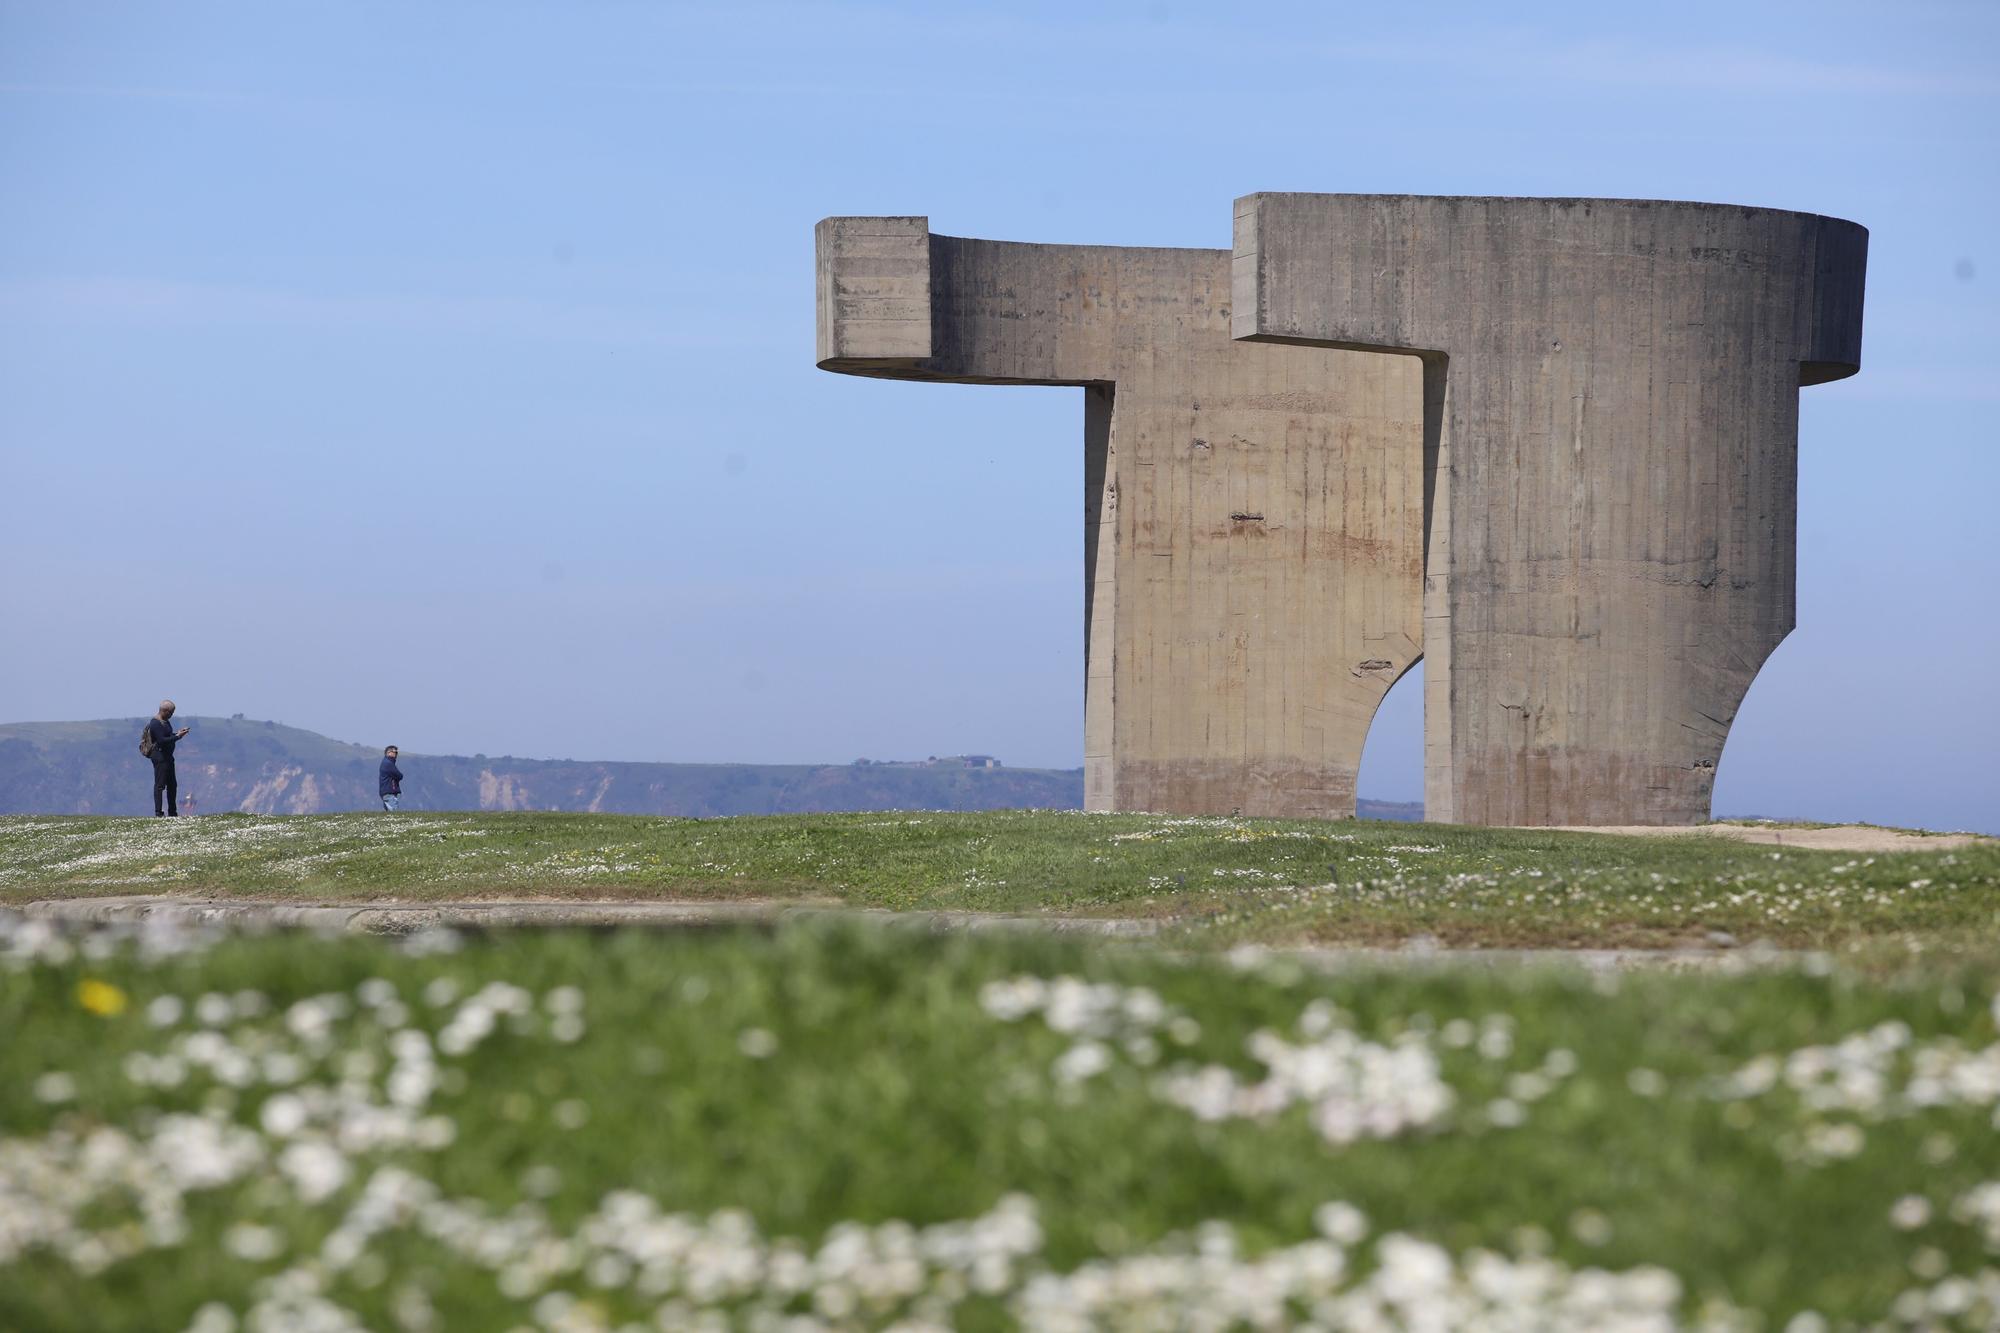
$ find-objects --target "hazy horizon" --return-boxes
[0,712,1099,773]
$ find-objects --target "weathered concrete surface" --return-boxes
[1234,195,1866,825]
[818,217,1425,819]
[818,200,1867,827]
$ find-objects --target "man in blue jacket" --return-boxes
[379,746,404,811]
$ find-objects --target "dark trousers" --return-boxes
[151,757,178,816]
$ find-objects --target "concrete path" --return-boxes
[1537,824,1991,852]
[1275,945,1801,972]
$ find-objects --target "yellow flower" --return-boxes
[77,978,129,1017]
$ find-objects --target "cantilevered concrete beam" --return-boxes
[817,216,1425,818]
[1233,194,1866,825]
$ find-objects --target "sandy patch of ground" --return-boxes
[1543,823,1992,852]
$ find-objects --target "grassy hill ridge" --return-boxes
[0,717,1427,821]
[0,717,1089,818]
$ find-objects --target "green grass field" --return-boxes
[5,811,1998,1329]
[4,920,1999,1330]
[3,809,1996,953]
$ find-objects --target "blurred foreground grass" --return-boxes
[4,921,1999,1329]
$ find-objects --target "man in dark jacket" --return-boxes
[146,700,190,817]
[379,746,404,811]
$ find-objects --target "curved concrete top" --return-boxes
[1233,193,1866,385]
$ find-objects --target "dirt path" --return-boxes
[8,895,1162,937]
[1544,823,1992,852]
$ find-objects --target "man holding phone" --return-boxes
[145,699,190,817]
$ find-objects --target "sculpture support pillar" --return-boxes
[818,216,1425,819]
[1234,194,1866,825]
[1419,355,1455,823]
[1083,383,1116,811]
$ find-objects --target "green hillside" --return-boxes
[0,717,1089,817]
[0,717,1426,820]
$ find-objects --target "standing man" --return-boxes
[379,745,404,811]
[145,700,190,817]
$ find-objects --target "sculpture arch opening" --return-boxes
[1708,629,1798,822]
[1357,657,1424,820]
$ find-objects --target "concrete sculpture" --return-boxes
[1234,195,1867,824]
[815,197,1866,825]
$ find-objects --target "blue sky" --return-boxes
[2,1,1995,831]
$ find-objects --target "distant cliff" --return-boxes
[0,718,1082,817]
[0,718,1422,820]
